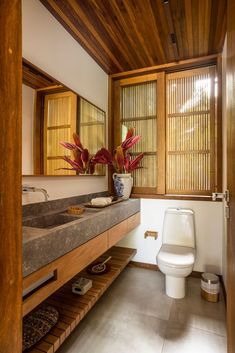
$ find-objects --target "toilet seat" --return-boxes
[157,244,195,269]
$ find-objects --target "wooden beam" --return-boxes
[110,54,219,79]
[0,1,22,352]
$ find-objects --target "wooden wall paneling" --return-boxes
[0,1,22,352]
[39,1,226,74]
[113,80,121,149]
[108,76,114,194]
[209,66,216,193]
[108,78,120,194]
[216,56,223,192]
[227,0,235,351]
[157,72,166,194]
[34,91,44,175]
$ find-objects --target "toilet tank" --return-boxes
[162,208,195,248]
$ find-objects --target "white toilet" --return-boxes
[157,208,196,299]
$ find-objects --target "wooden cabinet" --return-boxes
[108,219,128,248]
[127,212,140,232]
[23,212,140,316]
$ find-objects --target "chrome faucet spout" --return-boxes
[22,185,49,201]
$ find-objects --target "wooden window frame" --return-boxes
[109,55,222,200]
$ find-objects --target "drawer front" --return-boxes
[108,219,128,248]
[127,212,140,232]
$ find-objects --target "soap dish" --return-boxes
[67,205,84,216]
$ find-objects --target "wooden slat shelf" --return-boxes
[26,246,136,353]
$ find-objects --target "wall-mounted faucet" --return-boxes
[22,185,49,201]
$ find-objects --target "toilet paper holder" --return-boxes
[144,231,158,240]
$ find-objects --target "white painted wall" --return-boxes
[119,199,223,274]
[22,84,34,175]
[22,0,108,204]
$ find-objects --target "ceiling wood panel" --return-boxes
[23,59,60,89]
[40,0,227,74]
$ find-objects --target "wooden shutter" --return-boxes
[44,91,77,175]
[120,75,158,193]
[79,98,106,175]
[166,67,216,195]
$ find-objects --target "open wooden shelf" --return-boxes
[26,246,136,353]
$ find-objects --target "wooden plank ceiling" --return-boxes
[40,0,227,75]
[23,59,60,89]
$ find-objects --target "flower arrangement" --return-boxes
[59,127,145,175]
[93,127,145,173]
[59,133,96,174]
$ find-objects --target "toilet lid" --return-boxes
[157,244,195,268]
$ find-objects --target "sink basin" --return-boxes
[23,213,80,229]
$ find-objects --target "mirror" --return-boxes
[22,59,106,176]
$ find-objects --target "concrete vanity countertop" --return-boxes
[23,197,140,277]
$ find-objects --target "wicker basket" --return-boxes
[67,206,84,215]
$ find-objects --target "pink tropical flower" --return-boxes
[93,127,145,173]
[59,134,95,174]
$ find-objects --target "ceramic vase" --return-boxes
[113,173,133,199]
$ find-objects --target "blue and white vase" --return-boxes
[113,173,133,199]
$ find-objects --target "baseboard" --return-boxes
[129,261,203,277]
[191,271,203,278]
[128,261,227,302]
[128,261,158,271]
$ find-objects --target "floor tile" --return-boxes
[58,310,167,353]
[56,268,226,353]
[169,277,226,336]
[162,322,227,353]
[92,267,173,321]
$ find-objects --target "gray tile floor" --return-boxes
[58,268,227,353]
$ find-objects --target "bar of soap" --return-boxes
[90,197,113,206]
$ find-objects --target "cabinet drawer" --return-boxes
[127,212,140,232]
[108,219,128,247]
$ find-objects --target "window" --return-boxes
[79,98,106,175]
[121,81,157,189]
[114,66,220,197]
[42,92,106,176]
[166,67,216,195]
[44,91,77,175]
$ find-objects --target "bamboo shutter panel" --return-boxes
[121,80,157,191]
[115,66,218,197]
[166,67,216,195]
[79,98,105,175]
[44,91,77,175]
